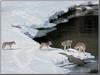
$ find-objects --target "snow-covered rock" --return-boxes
[65,48,95,60]
[49,1,98,24]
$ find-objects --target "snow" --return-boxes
[1,1,95,26]
[1,0,99,38]
[35,27,56,37]
[16,25,38,38]
[1,25,68,74]
[1,0,97,74]
[65,48,95,60]
[11,25,57,38]
[78,0,99,6]
[1,27,95,74]
[76,7,82,10]
[85,6,93,10]
[63,8,68,13]
[1,11,68,74]
[1,11,70,73]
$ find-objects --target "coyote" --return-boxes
[2,41,16,49]
[61,40,73,50]
[40,41,52,49]
[66,40,73,48]
[74,42,86,52]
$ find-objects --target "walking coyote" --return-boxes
[2,41,16,49]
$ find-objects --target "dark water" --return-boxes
[34,15,98,59]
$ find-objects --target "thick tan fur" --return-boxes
[74,42,86,52]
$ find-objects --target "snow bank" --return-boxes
[1,27,69,74]
[1,29,39,49]
[1,5,68,74]
[1,13,68,73]
[35,48,67,63]
[1,18,96,74]
[1,1,97,74]
[1,49,66,74]
[1,13,69,73]
[66,48,95,60]
[1,19,95,74]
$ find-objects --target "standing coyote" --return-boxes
[61,40,73,50]
[66,40,73,48]
[74,42,86,52]
[40,41,52,49]
[2,41,16,49]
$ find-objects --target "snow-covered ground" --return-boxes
[1,16,96,74]
[1,18,69,74]
[1,0,98,38]
[65,48,95,60]
[1,0,98,74]
[1,11,70,74]
[1,20,96,74]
